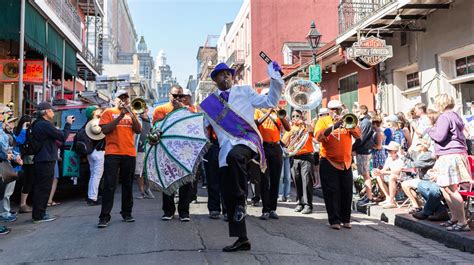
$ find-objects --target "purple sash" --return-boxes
[200,93,266,172]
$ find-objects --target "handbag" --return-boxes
[62,146,80,178]
[0,161,18,184]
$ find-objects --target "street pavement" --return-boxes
[1,187,473,264]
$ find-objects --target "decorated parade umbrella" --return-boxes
[145,108,209,195]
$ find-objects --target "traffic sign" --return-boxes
[309,64,322,83]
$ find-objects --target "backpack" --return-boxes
[20,120,43,156]
[73,127,95,155]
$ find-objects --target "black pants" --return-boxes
[319,158,353,225]
[21,164,35,194]
[162,183,191,217]
[99,155,136,221]
[221,145,255,238]
[292,155,314,208]
[32,162,55,220]
[261,144,283,213]
[205,143,225,213]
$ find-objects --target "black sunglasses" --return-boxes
[292,115,301,118]
[171,94,185,99]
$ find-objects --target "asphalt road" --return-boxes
[1,187,473,264]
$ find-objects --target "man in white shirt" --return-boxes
[200,62,284,252]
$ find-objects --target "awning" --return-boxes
[65,43,77,76]
[25,1,47,55]
[0,0,20,42]
[47,25,63,68]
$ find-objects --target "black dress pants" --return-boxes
[261,143,283,213]
[162,182,192,217]
[205,143,225,213]
[99,155,136,221]
[32,162,55,220]
[292,154,314,208]
[319,158,353,225]
[221,145,255,238]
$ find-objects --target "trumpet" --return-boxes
[341,113,358,129]
[277,109,287,119]
[131,98,147,114]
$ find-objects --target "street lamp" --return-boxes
[306,21,322,65]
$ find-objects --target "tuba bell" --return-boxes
[284,79,322,111]
[131,97,147,114]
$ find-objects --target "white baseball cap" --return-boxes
[327,100,342,109]
[183,88,192,96]
[319,108,329,116]
[115,89,129,99]
[383,141,401,151]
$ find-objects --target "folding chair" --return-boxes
[397,168,417,209]
[459,155,474,223]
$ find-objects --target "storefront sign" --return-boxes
[0,60,44,83]
[346,36,393,66]
[309,64,322,83]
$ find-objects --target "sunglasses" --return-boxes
[292,115,301,118]
[171,94,185,99]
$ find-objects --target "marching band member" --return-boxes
[200,62,284,252]
[153,85,193,222]
[282,110,314,214]
[315,100,361,230]
[97,90,142,228]
[254,99,290,220]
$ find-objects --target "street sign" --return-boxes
[346,36,393,66]
[309,64,322,83]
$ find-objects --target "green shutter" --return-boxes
[25,2,47,55]
[65,43,77,76]
[47,25,63,67]
[0,0,20,42]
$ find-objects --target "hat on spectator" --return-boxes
[115,89,129,99]
[182,88,193,96]
[383,141,401,151]
[327,100,342,109]
[385,114,398,122]
[5,116,18,123]
[319,108,329,116]
[85,105,98,120]
[37,101,57,111]
[85,119,105,140]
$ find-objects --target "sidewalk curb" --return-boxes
[394,214,474,254]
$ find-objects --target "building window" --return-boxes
[406,72,419,89]
[455,55,474,76]
[400,32,407,47]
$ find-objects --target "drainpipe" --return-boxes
[18,0,25,114]
[61,40,65,99]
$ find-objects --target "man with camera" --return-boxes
[97,90,142,228]
[31,102,74,223]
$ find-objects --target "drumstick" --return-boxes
[259,51,284,77]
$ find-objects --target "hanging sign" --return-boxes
[346,36,393,66]
[309,64,322,83]
[0,60,44,83]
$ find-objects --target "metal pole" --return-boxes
[61,39,65,99]
[73,76,76,100]
[43,21,48,102]
[18,0,26,115]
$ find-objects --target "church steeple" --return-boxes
[137,36,148,53]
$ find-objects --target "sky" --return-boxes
[128,0,243,86]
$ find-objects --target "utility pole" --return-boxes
[18,0,26,114]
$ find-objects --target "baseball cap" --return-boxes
[385,114,399,122]
[115,89,129,99]
[5,116,18,123]
[383,141,401,151]
[37,102,56,111]
[182,88,192,96]
[327,100,342,109]
[319,108,329,116]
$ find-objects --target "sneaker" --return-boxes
[144,189,155,199]
[191,199,198,204]
[209,211,220,219]
[123,216,135,222]
[161,214,174,221]
[136,193,146,199]
[0,226,10,235]
[87,198,101,206]
[294,205,304,212]
[18,205,32,214]
[412,211,428,220]
[269,211,279,219]
[97,219,109,228]
[33,214,56,224]
[180,215,191,222]
[301,206,312,214]
[286,198,292,202]
[357,197,375,207]
[277,196,284,202]
[259,212,270,220]
[0,215,17,223]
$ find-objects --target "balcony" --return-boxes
[226,50,245,69]
[338,0,396,34]
[45,0,82,42]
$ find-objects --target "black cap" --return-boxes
[37,102,56,111]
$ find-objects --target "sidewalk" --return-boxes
[314,188,474,254]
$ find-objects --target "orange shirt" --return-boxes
[152,102,174,124]
[100,107,139,156]
[297,133,314,156]
[314,116,361,169]
[254,109,282,143]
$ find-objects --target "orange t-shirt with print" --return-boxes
[297,132,314,155]
[100,108,138,157]
[254,109,282,143]
[152,102,174,124]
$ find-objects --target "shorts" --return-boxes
[433,153,471,187]
[401,178,421,189]
[356,154,371,175]
[135,152,146,176]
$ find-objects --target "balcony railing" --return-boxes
[338,0,395,34]
[226,50,245,68]
[45,0,82,41]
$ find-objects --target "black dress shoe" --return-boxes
[233,205,246,222]
[222,239,251,252]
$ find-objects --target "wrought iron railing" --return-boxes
[226,50,245,68]
[338,0,395,34]
[45,0,82,41]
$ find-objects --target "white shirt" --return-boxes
[383,156,404,171]
[206,78,283,168]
